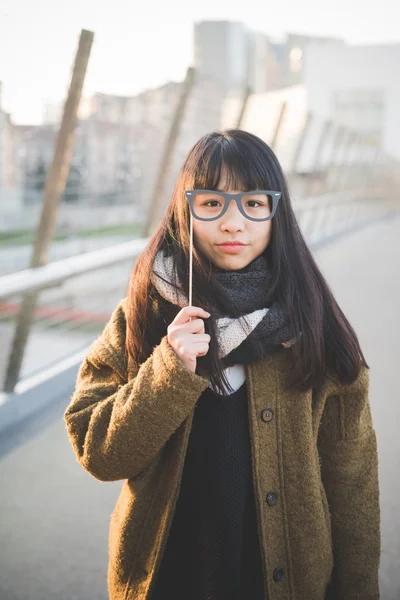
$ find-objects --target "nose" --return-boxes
[219,198,245,228]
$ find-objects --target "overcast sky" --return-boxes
[0,0,398,124]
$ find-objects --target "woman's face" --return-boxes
[192,170,272,271]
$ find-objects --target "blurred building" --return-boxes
[12,124,56,203]
[303,40,400,159]
[93,73,228,211]
[162,73,228,203]
[12,120,143,205]
[13,21,389,221]
[247,32,283,92]
[15,71,228,216]
[194,20,250,91]
[193,20,285,94]
[281,33,343,88]
[42,95,93,126]
[68,84,182,127]
[74,119,152,206]
[42,83,185,129]
[193,22,346,95]
[0,82,16,204]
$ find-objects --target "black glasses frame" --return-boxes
[184,189,281,222]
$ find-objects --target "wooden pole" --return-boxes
[307,119,332,195]
[349,133,369,189]
[312,119,333,174]
[270,101,287,151]
[290,112,312,174]
[31,30,94,267]
[144,65,196,237]
[329,128,354,190]
[235,85,252,129]
[4,29,94,392]
[337,131,361,190]
[325,125,347,191]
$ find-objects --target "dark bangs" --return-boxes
[186,130,280,193]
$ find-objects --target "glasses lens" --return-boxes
[242,193,272,219]
[191,192,272,220]
[192,192,225,219]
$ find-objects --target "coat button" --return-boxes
[273,567,285,582]
[261,408,274,422]
[266,492,277,506]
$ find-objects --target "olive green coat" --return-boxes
[64,298,381,600]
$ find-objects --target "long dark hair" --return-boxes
[126,128,368,393]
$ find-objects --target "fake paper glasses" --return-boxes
[185,189,281,222]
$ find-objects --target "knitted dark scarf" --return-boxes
[151,250,294,369]
[210,252,293,368]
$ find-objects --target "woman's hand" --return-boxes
[167,306,211,373]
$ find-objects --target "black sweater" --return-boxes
[150,380,266,600]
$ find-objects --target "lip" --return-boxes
[217,242,247,246]
[217,243,247,253]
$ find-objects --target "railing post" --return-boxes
[325,125,347,191]
[144,66,196,238]
[306,119,332,196]
[235,85,252,129]
[337,131,361,190]
[270,101,287,152]
[290,112,312,175]
[3,29,94,393]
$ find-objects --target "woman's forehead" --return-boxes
[215,166,248,192]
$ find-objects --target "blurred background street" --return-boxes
[0,1,399,598]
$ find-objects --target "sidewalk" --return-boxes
[315,214,400,597]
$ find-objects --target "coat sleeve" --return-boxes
[63,301,210,482]
[317,365,381,600]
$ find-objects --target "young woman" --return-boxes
[64,129,381,600]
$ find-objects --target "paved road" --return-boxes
[0,215,399,600]
[316,215,400,599]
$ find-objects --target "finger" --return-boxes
[176,306,210,324]
[185,318,206,333]
[194,342,210,356]
[190,333,210,343]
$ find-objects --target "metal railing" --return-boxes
[0,189,396,397]
[0,240,146,393]
[0,238,147,299]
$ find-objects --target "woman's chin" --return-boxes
[212,254,252,271]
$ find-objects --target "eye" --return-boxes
[205,199,222,206]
